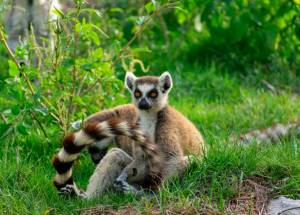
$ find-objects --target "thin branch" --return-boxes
[30,110,48,138]
[110,4,172,69]
[76,73,88,96]
[262,79,278,94]
[158,12,169,46]
[0,30,35,95]
[0,112,8,123]
[0,29,63,129]
[66,27,77,128]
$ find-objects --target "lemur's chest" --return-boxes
[138,112,157,142]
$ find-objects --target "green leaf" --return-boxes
[110,8,123,13]
[34,107,48,116]
[74,96,84,105]
[3,109,12,115]
[61,58,75,67]
[17,123,28,135]
[92,48,103,59]
[89,31,101,46]
[52,7,65,19]
[81,63,95,71]
[145,2,156,14]
[294,0,300,4]
[8,60,19,77]
[11,105,20,115]
[0,123,11,137]
[91,24,109,38]
[137,16,148,25]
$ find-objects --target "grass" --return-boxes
[1,63,300,214]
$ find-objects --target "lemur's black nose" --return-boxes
[138,98,151,110]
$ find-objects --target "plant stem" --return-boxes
[110,3,172,69]
[0,29,63,130]
[30,110,48,138]
[0,30,35,95]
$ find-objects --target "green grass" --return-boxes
[1,63,300,214]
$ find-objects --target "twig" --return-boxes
[110,3,172,69]
[158,12,169,46]
[0,112,8,123]
[259,202,265,215]
[0,29,63,129]
[262,79,277,94]
[66,5,81,131]
[0,30,35,95]
[76,73,88,96]
[30,110,48,138]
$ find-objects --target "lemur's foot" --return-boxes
[58,183,87,198]
[114,179,138,193]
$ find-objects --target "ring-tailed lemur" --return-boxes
[52,72,205,199]
[238,121,300,144]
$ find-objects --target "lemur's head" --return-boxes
[125,72,173,112]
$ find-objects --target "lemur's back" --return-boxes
[86,104,138,124]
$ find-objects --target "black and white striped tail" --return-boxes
[52,117,162,195]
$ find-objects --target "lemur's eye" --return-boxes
[148,90,158,98]
[134,90,142,98]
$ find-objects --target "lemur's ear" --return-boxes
[159,71,173,93]
[125,72,137,91]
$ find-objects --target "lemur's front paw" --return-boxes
[114,179,138,193]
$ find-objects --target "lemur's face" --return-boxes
[125,72,173,112]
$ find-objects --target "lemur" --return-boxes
[238,121,300,145]
[52,72,205,199]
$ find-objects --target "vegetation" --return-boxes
[0,0,300,214]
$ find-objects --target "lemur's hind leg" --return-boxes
[114,144,157,193]
[85,148,133,199]
[163,156,191,181]
[114,159,147,193]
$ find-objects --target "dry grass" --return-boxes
[80,176,270,215]
[225,176,270,215]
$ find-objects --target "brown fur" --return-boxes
[156,106,204,155]
[135,76,159,85]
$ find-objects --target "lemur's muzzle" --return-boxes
[138,98,151,110]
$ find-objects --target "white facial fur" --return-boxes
[125,72,173,112]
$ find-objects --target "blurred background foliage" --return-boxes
[87,0,300,74]
[1,0,299,76]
